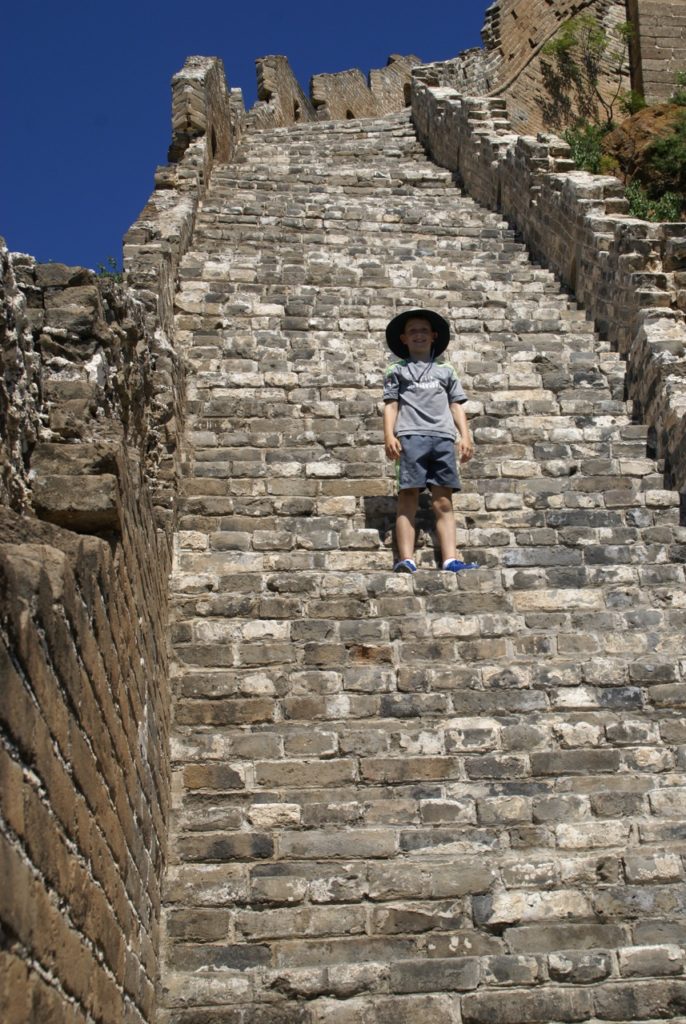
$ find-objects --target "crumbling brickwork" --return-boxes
[247,56,318,129]
[0,249,176,1023]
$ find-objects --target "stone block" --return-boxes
[531,750,620,776]
[623,852,683,884]
[369,901,466,935]
[474,889,592,928]
[32,474,120,531]
[618,943,684,977]
[593,979,686,1020]
[548,950,612,984]
[388,956,480,993]
[255,760,357,789]
[165,909,231,942]
[482,954,542,986]
[368,859,495,900]
[236,904,366,941]
[278,830,396,860]
[360,757,463,784]
[176,832,274,862]
[309,993,461,1024]
[461,987,593,1023]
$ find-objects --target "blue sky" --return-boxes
[2,1,487,271]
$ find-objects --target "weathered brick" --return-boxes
[473,889,592,927]
[548,950,612,984]
[255,759,357,789]
[461,986,593,1023]
[278,830,396,860]
[368,860,495,900]
[309,993,462,1024]
[360,757,462,783]
[176,832,274,862]
[618,943,684,978]
[505,923,630,953]
[531,749,620,775]
[389,956,480,992]
[593,979,686,1020]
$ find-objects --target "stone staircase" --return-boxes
[160,111,686,1024]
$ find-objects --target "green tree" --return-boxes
[540,14,633,130]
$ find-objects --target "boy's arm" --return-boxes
[451,402,474,463]
[383,401,402,459]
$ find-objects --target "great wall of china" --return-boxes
[2,1,686,1022]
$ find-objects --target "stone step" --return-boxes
[162,105,686,1024]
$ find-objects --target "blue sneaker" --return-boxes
[393,558,417,573]
[443,559,479,572]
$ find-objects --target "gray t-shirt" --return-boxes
[383,358,467,440]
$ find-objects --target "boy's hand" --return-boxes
[459,437,474,463]
[385,436,402,460]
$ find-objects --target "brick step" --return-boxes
[213,168,456,185]
[175,496,679,529]
[190,218,523,242]
[163,102,686,1023]
[171,562,684,661]
[186,218,522,239]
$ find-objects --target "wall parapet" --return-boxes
[0,55,234,1024]
[123,56,243,523]
[412,80,686,490]
[312,54,420,121]
[247,55,317,129]
[0,241,174,1024]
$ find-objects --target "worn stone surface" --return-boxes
[161,103,686,1023]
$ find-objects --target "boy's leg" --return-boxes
[430,486,458,563]
[396,488,420,561]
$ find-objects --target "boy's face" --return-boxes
[400,317,437,359]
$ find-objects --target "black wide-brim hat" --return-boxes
[385,308,451,360]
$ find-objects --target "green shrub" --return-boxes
[626,181,684,222]
[671,71,686,106]
[563,123,608,173]
[619,89,646,116]
[644,114,686,194]
[541,15,633,129]
[96,256,123,282]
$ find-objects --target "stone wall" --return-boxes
[168,55,238,164]
[0,54,238,1024]
[247,55,317,129]
[412,80,686,489]
[0,247,175,1024]
[311,54,420,120]
[627,0,686,102]
[419,0,631,134]
[3,28,686,1021]
[243,53,420,127]
[0,246,40,513]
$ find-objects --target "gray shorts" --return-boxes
[397,434,461,491]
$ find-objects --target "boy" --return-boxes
[383,308,477,574]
